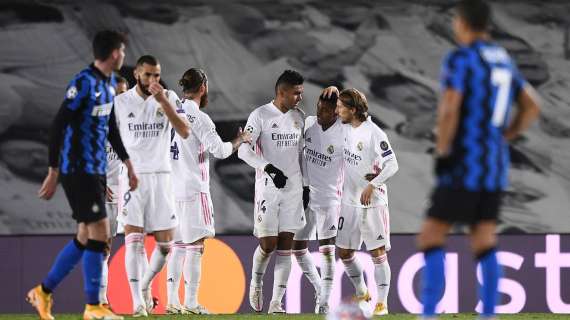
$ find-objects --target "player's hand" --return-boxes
[321,86,340,99]
[365,173,378,182]
[360,184,375,206]
[237,127,252,144]
[303,186,310,210]
[124,159,139,191]
[434,155,454,176]
[149,83,167,104]
[38,167,59,200]
[264,164,288,189]
[106,186,114,202]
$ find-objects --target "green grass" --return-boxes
[1,314,568,319]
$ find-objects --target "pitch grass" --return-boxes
[1,314,567,319]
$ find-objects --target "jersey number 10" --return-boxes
[491,68,512,128]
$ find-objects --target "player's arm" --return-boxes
[361,134,399,205]
[504,83,541,141]
[198,113,251,159]
[238,112,269,170]
[238,112,287,188]
[108,106,138,191]
[434,89,462,156]
[40,76,88,200]
[149,84,190,139]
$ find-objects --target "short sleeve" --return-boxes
[440,50,469,93]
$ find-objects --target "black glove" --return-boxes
[264,164,288,189]
[303,186,310,210]
[434,155,454,176]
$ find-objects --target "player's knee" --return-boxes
[157,241,172,255]
[338,248,354,260]
[369,246,386,257]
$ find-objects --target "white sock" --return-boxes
[293,248,321,294]
[141,241,172,290]
[271,250,292,303]
[251,246,273,286]
[319,245,336,305]
[373,254,390,305]
[183,245,203,308]
[125,233,145,309]
[166,243,186,306]
[342,255,367,296]
[99,253,110,304]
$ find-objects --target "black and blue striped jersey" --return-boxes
[437,40,526,191]
[48,64,128,175]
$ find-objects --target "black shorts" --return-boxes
[60,173,107,223]
[426,187,502,225]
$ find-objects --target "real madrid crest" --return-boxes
[357,141,364,151]
[156,107,164,117]
[327,145,334,154]
[293,121,300,129]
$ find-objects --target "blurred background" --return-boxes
[1,0,570,235]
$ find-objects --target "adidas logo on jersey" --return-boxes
[329,225,336,231]
[306,137,312,143]
[377,234,384,240]
[128,112,135,118]
[272,123,279,128]
[171,214,176,220]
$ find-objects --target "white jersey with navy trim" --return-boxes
[114,87,182,174]
[303,116,345,208]
[171,99,232,200]
[342,119,398,208]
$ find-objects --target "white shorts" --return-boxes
[294,205,340,241]
[253,176,305,238]
[117,173,178,232]
[336,203,391,251]
[173,193,215,244]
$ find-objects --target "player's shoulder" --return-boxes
[443,46,471,66]
[114,87,133,104]
[365,118,387,137]
[305,116,317,129]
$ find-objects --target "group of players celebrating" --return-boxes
[26,0,540,319]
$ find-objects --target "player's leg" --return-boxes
[27,223,87,320]
[181,193,216,314]
[166,239,185,313]
[363,204,391,315]
[120,179,147,316]
[337,204,368,300]
[101,198,119,307]
[292,207,320,304]
[417,218,452,318]
[250,182,279,312]
[470,191,502,320]
[166,200,186,313]
[141,228,173,313]
[140,173,177,314]
[268,232,295,314]
[315,205,339,313]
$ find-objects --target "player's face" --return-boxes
[115,82,128,95]
[280,84,304,110]
[336,100,354,124]
[452,14,468,45]
[317,100,337,126]
[112,43,126,71]
[135,63,161,96]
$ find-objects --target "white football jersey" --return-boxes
[342,119,398,208]
[105,142,122,186]
[303,116,345,208]
[114,87,182,174]
[238,101,305,183]
[171,99,232,200]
